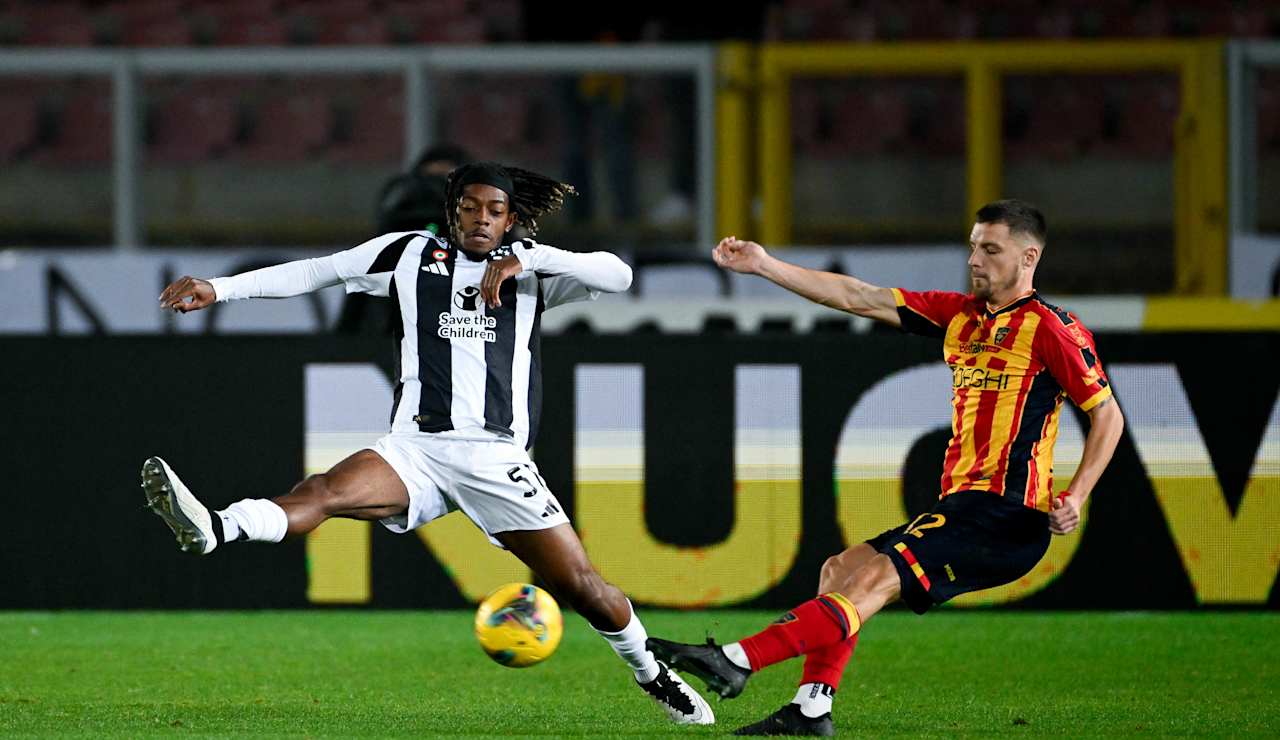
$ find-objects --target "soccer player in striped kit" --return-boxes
[647,200,1126,736]
[145,162,714,727]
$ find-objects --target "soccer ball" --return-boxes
[474,583,563,668]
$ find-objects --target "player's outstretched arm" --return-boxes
[712,237,901,328]
[1050,398,1125,534]
[159,256,346,313]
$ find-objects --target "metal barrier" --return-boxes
[1227,41,1280,298]
[743,40,1228,295]
[0,45,719,250]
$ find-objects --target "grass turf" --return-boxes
[1,611,1277,737]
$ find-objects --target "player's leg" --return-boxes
[142,450,408,555]
[648,546,901,700]
[787,544,879,722]
[495,525,714,725]
[717,546,897,736]
[268,450,408,534]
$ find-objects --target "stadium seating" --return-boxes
[833,82,911,155]
[328,78,404,163]
[912,81,965,157]
[1,0,1275,190]
[0,86,39,162]
[240,88,333,162]
[147,79,239,163]
[1104,77,1180,158]
[18,2,95,46]
[41,81,112,165]
[2,0,1273,48]
[215,15,289,46]
[440,81,533,157]
[1259,70,1280,152]
[1005,77,1106,161]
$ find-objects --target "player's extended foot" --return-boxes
[637,661,714,725]
[646,637,750,699]
[733,704,834,736]
[140,456,216,555]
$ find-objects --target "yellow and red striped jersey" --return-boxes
[892,288,1112,512]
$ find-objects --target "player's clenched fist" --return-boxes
[1049,492,1082,535]
[159,275,216,313]
[711,236,768,275]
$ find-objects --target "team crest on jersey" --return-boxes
[432,248,448,261]
[994,326,1011,345]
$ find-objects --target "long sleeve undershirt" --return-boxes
[512,241,632,294]
[209,256,342,302]
[209,242,632,303]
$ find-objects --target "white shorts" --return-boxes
[368,432,570,546]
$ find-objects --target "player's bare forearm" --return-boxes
[1068,398,1124,501]
[713,237,899,326]
[1051,398,1124,534]
[758,257,900,326]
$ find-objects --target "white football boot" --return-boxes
[140,456,217,555]
[638,661,715,725]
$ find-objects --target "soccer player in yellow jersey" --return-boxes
[648,200,1126,736]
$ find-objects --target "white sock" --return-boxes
[793,682,835,718]
[216,511,241,541]
[595,600,660,683]
[220,499,288,543]
[723,641,752,671]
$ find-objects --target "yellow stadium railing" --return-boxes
[723,40,1227,295]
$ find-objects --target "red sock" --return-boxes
[739,593,861,672]
[800,633,859,690]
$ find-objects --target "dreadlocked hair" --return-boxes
[445,163,576,244]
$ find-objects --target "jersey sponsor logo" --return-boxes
[437,312,496,342]
[958,341,1002,354]
[454,286,481,311]
[421,261,450,277]
[1067,323,1088,347]
[951,364,1011,390]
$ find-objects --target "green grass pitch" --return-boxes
[2,611,1277,737]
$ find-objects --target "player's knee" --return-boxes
[819,554,849,591]
[846,554,899,600]
[291,473,345,511]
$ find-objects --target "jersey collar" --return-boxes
[984,290,1037,317]
[455,243,514,263]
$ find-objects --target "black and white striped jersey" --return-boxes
[328,231,629,448]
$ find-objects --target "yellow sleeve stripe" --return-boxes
[891,287,906,307]
[1079,385,1113,412]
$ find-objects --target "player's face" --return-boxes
[967,221,1031,303]
[457,184,517,255]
